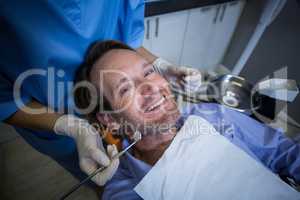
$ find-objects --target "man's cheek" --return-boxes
[161,80,173,95]
[118,103,141,125]
[113,96,133,113]
[131,94,145,114]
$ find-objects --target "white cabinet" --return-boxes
[143,10,189,65]
[143,0,245,69]
[181,0,245,69]
[180,6,217,69]
[204,1,245,69]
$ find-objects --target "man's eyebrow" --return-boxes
[115,62,151,90]
[143,62,152,68]
[116,77,129,89]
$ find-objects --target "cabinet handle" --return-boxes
[219,4,227,22]
[146,19,150,39]
[155,17,159,37]
[213,5,221,24]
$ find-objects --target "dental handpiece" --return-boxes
[60,131,142,200]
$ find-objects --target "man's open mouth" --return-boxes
[145,95,166,113]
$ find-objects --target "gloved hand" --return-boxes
[152,57,203,91]
[54,114,119,186]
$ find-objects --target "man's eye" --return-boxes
[144,68,155,77]
[119,87,130,97]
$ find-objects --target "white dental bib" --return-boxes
[134,115,299,200]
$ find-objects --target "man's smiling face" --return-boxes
[90,49,180,151]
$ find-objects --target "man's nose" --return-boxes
[138,82,157,96]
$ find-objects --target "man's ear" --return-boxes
[96,113,120,131]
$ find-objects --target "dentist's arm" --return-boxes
[5,100,61,131]
[5,100,119,186]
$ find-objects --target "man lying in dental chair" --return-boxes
[74,40,300,200]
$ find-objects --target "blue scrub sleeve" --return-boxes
[121,0,145,49]
[103,175,142,200]
[226,108,300,184]
[0,73,31,121]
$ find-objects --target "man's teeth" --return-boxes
[146,97,166,112]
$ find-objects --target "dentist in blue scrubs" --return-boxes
[0,0,189,187]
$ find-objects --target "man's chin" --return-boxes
[143,113,177,124]
[143,103,180,122]
[136,128,176,151]
[141,112,180,136]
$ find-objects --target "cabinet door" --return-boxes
[151,10,189,65]
[180,6,217,69]
[204,0,245,68]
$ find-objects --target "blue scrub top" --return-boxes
[0,0,145,158]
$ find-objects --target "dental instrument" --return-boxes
[60,131,142,200]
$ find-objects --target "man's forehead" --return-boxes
[90,50,135,79]
[96,49,139,68]
[97,58,150,83]
[91,49,152,92]
[92,68,124,98]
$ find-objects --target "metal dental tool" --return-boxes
[60,131,142,200]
